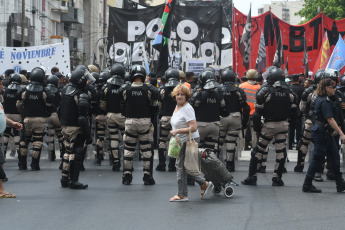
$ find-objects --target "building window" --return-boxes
[52,21,62,36]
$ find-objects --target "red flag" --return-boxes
[312,33,331,75]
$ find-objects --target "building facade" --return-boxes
[0,0,108,72]
[258,0,304,25]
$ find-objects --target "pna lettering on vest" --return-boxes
[29,95,39,100]
[207,98,216,103]
[275,92,286,97]
[132,91,142,96]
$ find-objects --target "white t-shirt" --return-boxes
[170,103,199,143]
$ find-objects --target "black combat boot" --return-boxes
[69,161,88,189]
[302,176,321,193]
[60,176,69,188]
[50,150,56,161]
[156,149,166,171]
[294,164,304,173]
[226,161,235,172]
[335,176,345,193]
[18,153,27,170]
[122,173,133,185]
[294,150,304,172]
[143,174,155,185]
[30,157,40,171]
[241,175,257,185]
[272,177,284,186]
[112,160,121,171]
[168,158,176,172]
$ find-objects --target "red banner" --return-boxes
[232,7,345,78]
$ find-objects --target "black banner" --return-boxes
[107,5,225,72]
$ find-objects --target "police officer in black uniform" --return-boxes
[241,67,298,186]
[74,65,98,170]
[119,65,159,185]
[156,68,179,172]
[100,64,126,171]
[189,69,229,152]
[218,68,250,172]
[91,71,108,166]
[46,75,64,162]
[59,68,95,189]
[294,70,323,172]
[16,67,53,170]
[2,74,22,157]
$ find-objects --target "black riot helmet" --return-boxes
[46,75,59,87]
[322,68,339,84]
[221,68,236,83]
[69,69,89,87]
[30,67,46,83]
[164,68,180,87]
[262,66,277,80]
[73,65,96,84]
[313,69,324,84]
[91,72,100,84]
[9,73,22,84]
[99,71,111,84]
[111,63,125,79]
[124,72,131,83]
[130,65,146,82]
[266,67,285,85]
[200,71,216,89]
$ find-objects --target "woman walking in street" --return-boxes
[169,84,212,202]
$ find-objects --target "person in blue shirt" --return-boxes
[303,78,345,193]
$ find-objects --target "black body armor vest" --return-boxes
[59,85,81,126]
[222,83,241,113]
[106,83,122,114]
[195,89,222,122]
[124,85,151,118]
[22,84,47,118]
[3,84,20,114]
[263,86,291,121]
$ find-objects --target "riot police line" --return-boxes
[1,63,345,193]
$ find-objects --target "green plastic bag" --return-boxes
[168,136,182,158]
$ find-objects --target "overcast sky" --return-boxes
[233,0,272,16]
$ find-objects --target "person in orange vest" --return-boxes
[240,69,261,150]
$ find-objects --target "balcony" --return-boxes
[61,7,84,24]
[50,0,68,13]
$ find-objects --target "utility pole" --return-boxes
[21,0,25,47]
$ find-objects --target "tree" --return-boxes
[297,0,345,24]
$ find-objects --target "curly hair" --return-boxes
[171,84,191,101]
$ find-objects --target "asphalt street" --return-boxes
[1,146,345,230]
